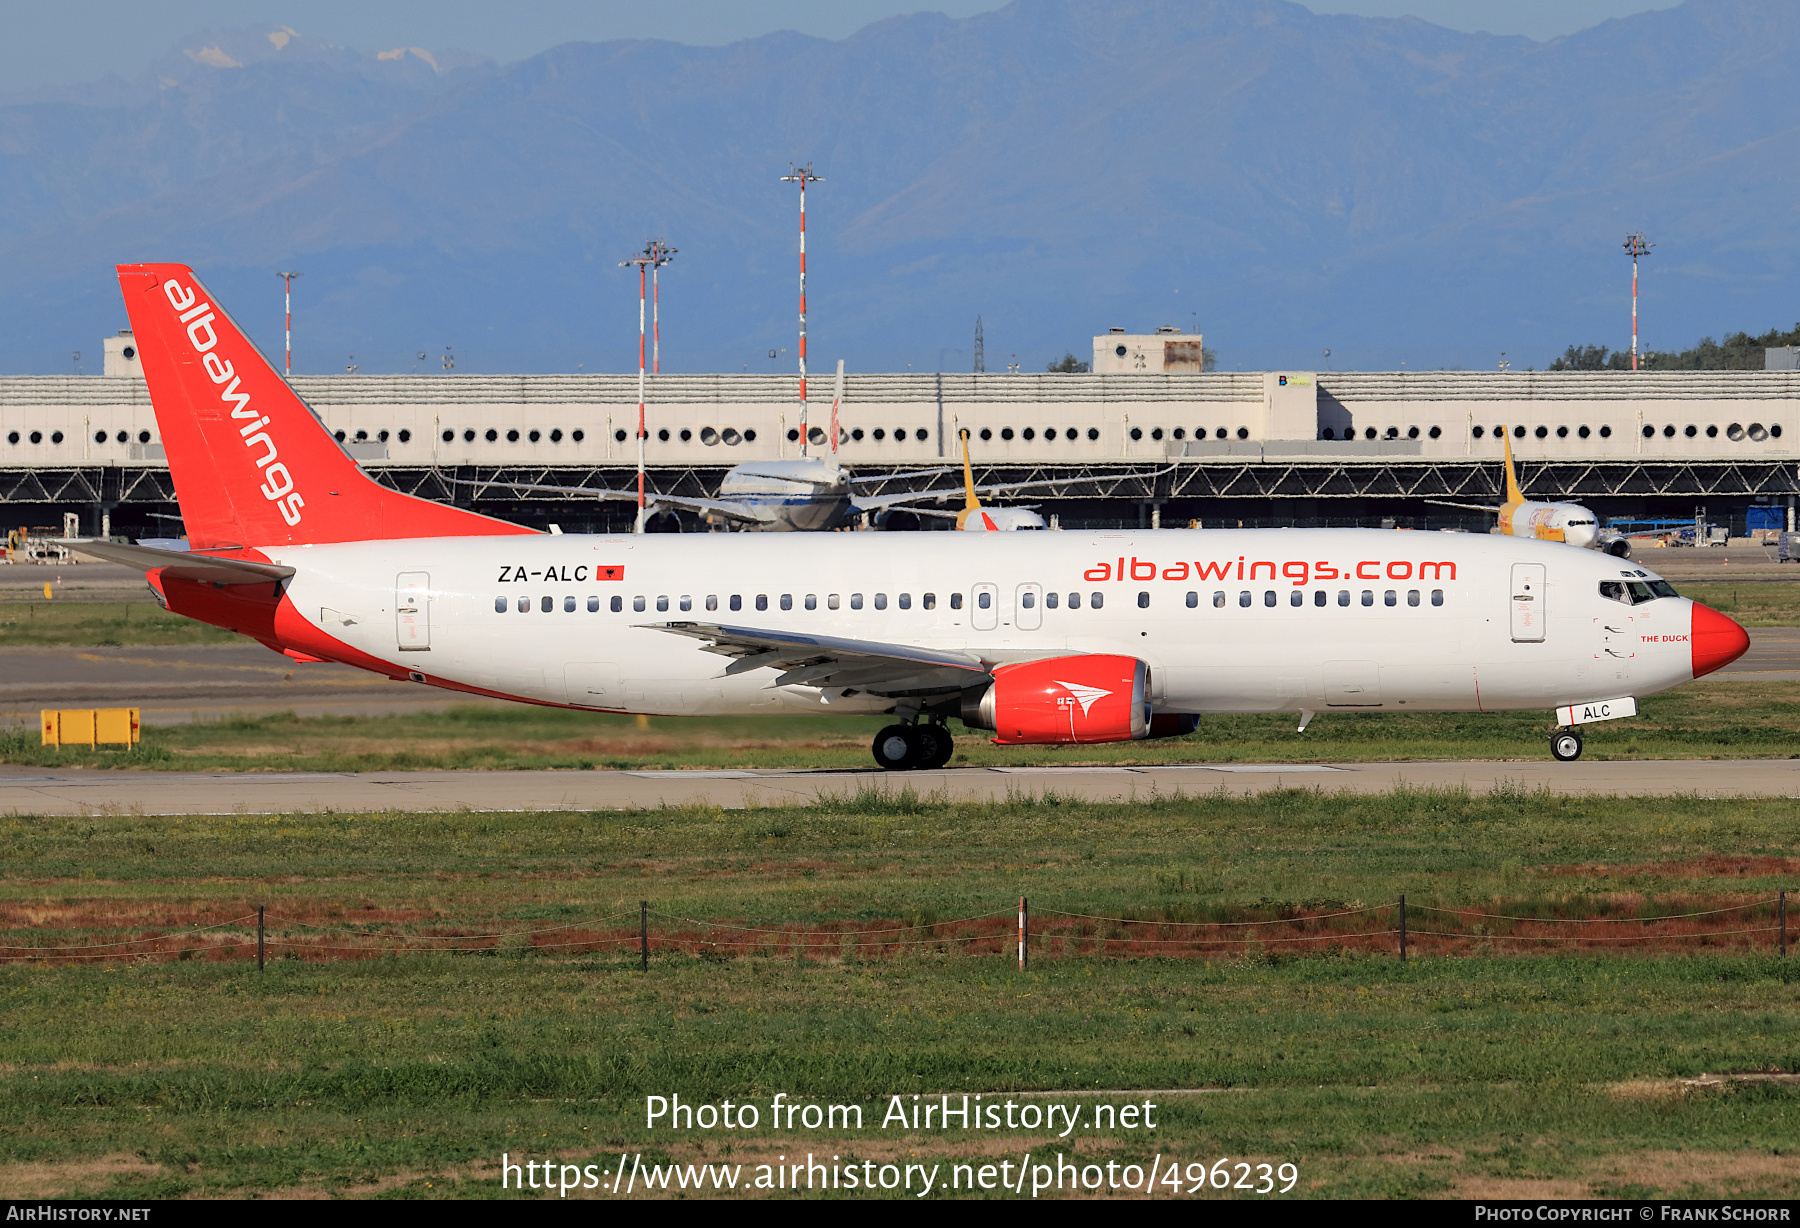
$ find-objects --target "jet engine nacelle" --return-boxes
[961,654,1150,744]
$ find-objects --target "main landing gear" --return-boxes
[1550,727,1584,762]
[871,721,956,771]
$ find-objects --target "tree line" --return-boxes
[1549,324,1800,371]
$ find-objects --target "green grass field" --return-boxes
[3,677,1796,772]
[1,788,1795,1200]
[0,600,236,647]
[1682,581,1800,627]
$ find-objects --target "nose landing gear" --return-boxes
[871,721,956,770]
[1550,727,1584,762]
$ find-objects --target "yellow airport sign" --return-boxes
[41,708,140,748]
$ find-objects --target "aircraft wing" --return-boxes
[853,464,1185,514]
[1423,499,1503,513]
[845,467,957,486]
[62,539,296,586]
[448,477,769,525]
[648,621,990,695]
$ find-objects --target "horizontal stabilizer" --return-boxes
[63,539,294,585]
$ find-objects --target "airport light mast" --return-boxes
[620,247,657,533]
[1623,233,1653,371]
[647,240,676,375]
[275,271,301,376]
[780,163,823,455]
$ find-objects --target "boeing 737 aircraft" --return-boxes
[81,264,1747,771]
[1429,432,1633,556]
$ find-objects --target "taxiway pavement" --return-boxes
[2,757,1798,816]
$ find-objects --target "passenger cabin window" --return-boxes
[949,593,962,610]
[1046,592,1059,609]
[804,594,817,610]
[923,592,936,610]
[729,595,741,612]
[1432,590,1444,606]
[518,597,529,613]
[874,593,888,610]
[680,595,692,612]
[851,593,864,610]
[706,595,718,611]
[633,596,646,612]
[828,594,841,609]
[1090,592,1104,609]
[1407,590,1420,607]
[1238,591,1251,608]
[1213,591,1225,608]
[756,595,768,611]
[1384,590,1396,607]
[899,593,911,609]
[1289,591,1302,607]
[1313,590,1326,607]
[781,594,792,611]
[1263,590,1276,607]
[1021,591,1035,609]
[1361,591,1373,607]
[541,596,553,613]
[564,596,576,612]
[1185,591,1198,608]
[494,597,507,613]
[977,591,992,609]
[1138,592,1150,608]
[611,596,623,613]
[1069,592,1082,609]
[657,596,669,612]
[588,596,600,612]
[1337,590,1349,607]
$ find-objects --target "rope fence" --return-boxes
[0,892,1787,967]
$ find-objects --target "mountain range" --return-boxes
[0,0,1796,375]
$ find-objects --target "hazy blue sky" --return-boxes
[0,0,1680,93]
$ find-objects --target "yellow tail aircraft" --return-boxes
[1429,430,1630,556]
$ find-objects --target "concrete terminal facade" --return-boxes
[3,370,1797,533]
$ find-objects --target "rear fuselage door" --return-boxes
[1510,562,1546,643]
[397,571,431,651]
[1015,583,1043,631]
[972,583,999,631]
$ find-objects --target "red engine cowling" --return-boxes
[962,655,1150,745]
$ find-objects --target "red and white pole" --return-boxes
[782,165,823,457]
[276,271,300,376]
[636,261,647,532]
[1631,254,1639,371]
[651,243,662,377]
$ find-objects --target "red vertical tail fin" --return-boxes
[117,263,535,549]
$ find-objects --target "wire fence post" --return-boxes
[1018,896,1028,972]
[640,900,649,972]
[256,906,265,972]
[1781,891,1788,958]
[1398,894,1407,962]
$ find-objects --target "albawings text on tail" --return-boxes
[163,278,306,527]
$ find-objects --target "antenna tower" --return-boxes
[646,240,677,374]
[620,247,657,532]
[974,316,985,373]
[1623,233,1653,371]
[780,163,823,455]
[275,271,302,376]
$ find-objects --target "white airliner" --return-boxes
[1428,431,1633,557]
[479,363,1083,532]
[82,264,1748,771]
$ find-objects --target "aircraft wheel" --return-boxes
[872,724,920,771]
[1550,728,1584,762]
[915,724,955,770]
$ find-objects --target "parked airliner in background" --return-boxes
[77,264,1747,770]
[1428,432,1633,557]
[479,362,1076,532]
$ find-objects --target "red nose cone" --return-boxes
[1691,603,1749,679]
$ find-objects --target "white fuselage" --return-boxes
[262,529,1697,721]
[714,459,850,531]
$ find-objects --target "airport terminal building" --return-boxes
[2,331,1798,535]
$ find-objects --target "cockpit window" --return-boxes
[1602,578,1679,605]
